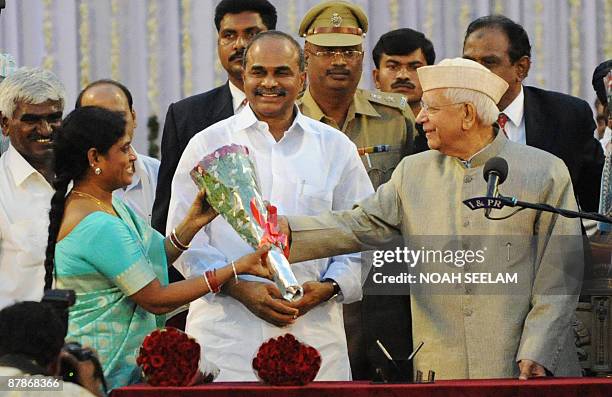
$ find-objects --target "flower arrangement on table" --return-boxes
[190,144,303,301]
[136,327,217,386]
[252,334,321,385]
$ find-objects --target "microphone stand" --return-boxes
[496,195,612,224]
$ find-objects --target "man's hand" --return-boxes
[286,281,334,317]
[518,359,547,380]
[223,280,298,327]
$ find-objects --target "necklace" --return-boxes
[71,190,115,215]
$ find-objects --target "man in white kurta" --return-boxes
[167,32,373,381]
[285,59,583,379]
[0,68,65,309]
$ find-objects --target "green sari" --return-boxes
[55,198,168,390]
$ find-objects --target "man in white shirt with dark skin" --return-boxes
[76,79,160,224]
[168,31,373,380]
[0,67,65,309]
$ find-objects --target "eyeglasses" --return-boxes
[420,100,466,114]
[307,50,363,60]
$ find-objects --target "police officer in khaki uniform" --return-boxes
[298,1,419,381]
[298,0,420,190]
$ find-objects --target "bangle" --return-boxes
[203,272,213,292]
[168,233,185,252]
[231,261,239,283]
[205,270,221,293]
[171,228,191,251]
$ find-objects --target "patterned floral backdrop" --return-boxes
[1,0,610,153]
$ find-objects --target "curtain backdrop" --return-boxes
[1,0,610,154]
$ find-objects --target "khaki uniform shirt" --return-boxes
[299,88,416,189]
[288,132,583,379]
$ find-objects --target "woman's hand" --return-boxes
[187,189,218,229]
[234,245,274,279]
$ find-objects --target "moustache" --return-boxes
[229,50,245,62]
[326,68,350,76]
[255,87,287,96]
[391,80,415,89]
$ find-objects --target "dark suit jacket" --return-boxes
[152,83,233,235]
[523,85,604,212]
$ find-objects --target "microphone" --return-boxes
[483,157,508,216]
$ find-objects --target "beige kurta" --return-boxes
[288,132,583,379]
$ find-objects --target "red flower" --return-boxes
[252,333,321,386]
[137,327,201,387]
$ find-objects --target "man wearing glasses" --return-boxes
[297,0,421,380]
[282,58,583,380]
[298,1,419,191]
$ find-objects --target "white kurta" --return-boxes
[0,145,53,309]
[168,105,374,380]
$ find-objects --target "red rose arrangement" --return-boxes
[136,327,200,386]
[252,334,321,386]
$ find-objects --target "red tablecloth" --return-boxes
[111,378,612,397]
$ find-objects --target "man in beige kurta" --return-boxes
[285,58,583,379]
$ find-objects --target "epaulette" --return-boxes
[363,89,415,119]
[365,90,408,110]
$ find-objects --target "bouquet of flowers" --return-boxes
[190,144,303,301]
[252,334,321,385]
[136,327,217,386]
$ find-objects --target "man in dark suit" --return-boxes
[463,15,604,212]
[152,0,277,235]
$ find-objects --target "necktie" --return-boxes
[497,113,509,137]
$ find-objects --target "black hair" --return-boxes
[372,28,436,68]
[75,78,134,110]
[0,301,65,368]
[44,107,126,290]
[464,15,531,63]
[592,59,612,105]
[214,0,277,31]
[243,30,305,72]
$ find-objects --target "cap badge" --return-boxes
[330,12,342,27]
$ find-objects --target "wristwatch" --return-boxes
[321,278,341,301]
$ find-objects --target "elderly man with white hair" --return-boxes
[281,58,583,380]
[0,67,65,308]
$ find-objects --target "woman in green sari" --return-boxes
[45,107,272,391]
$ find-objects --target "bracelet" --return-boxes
[231,261,239,284]
[203,272,213,292]
[168,233,185,252]
[205,270,221,293]
[171,228,191,251]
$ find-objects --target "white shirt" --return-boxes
[228,80,247,113]
[113,151,159,225]
[0,145,54,309]
[168,105,374,381]
[500,85,526,144]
